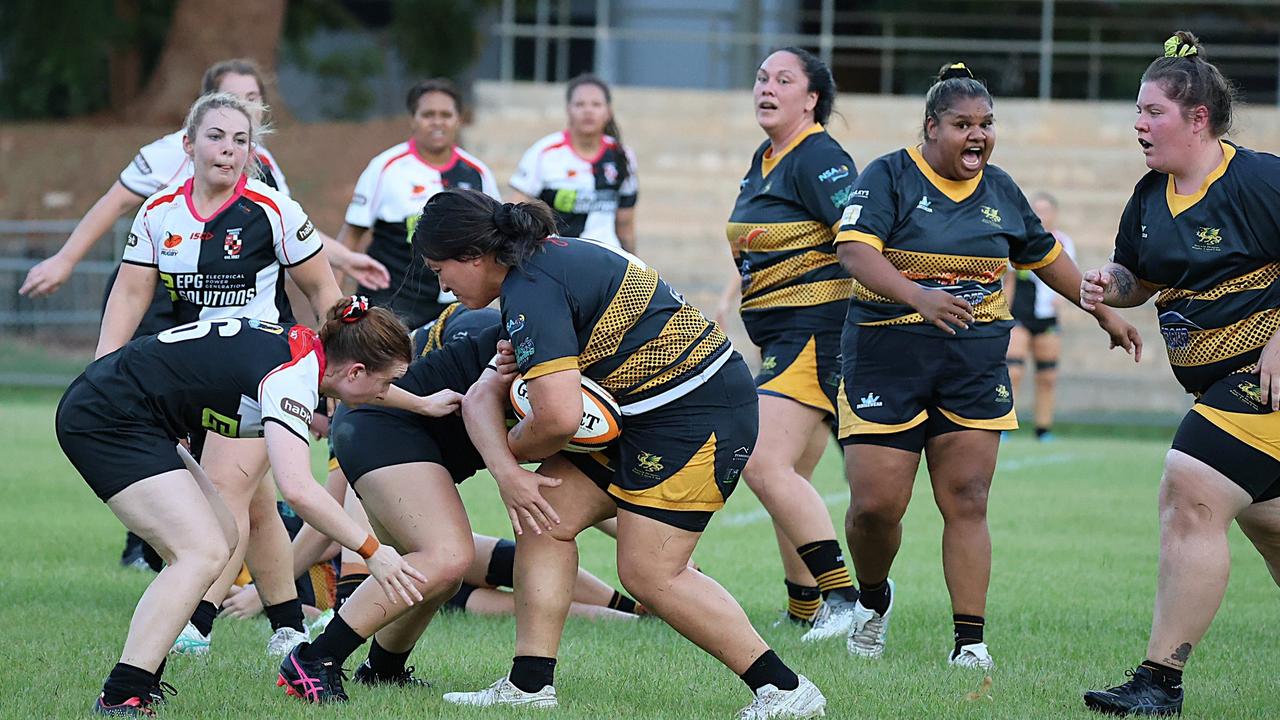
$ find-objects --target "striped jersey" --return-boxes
[835,147,1061,338]
[123,175,320,325]
[501,237,727,415]
[510,131,638,248]
[1113,141,1280,395]
[726,123,856,338]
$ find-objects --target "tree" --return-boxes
[123,0,287,124]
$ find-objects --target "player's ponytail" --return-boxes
[413,189,558,270]
[567,74,632,189]
[921,62,993,141]
[319,296,411,371]
[1142,31,1236,137]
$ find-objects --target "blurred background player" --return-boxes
[1005,191,1077,441]
[834,63,1140,671]
[508,74,638,253]
[98,91,343,659]
[337,78,500,329]
[1081,32,1280,717]
[716,47,860,639]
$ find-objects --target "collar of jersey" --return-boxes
[561,130,612,165]
[408,138,460,172]
[762,123,824,179]
[181,175,248,222]
[1165,140,1235,219]
[907,146,982,203]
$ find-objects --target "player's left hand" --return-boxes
[1257,329,1280,410]
[342,252,391,291]
[219,583,264,619]
[416,389,464,417]
[1095,307,1143,363]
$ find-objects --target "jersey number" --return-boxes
[157,319,243,344]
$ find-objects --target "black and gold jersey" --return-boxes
[501,237,729,414]
[835,147,1061,337]
[1113,141,1280,395]
[411,302,501,358]
[727,124,855,339]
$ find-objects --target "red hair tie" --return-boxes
[341,295,370,323]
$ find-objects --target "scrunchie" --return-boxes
[940,62,974,80]
[1164,35,1198,58]
[341,295,370,323]
[493,203,515,232]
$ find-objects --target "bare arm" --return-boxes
[616,207,637,254]
[1036,254,1143,361]
[714,273,740,328]
[95,263,158,359]
[836,241,975,334]
[284,249,343,321]
[509,369,582,461]
[321,228,389,291]
[20,182,144,297]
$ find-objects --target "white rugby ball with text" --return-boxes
[508,374,621,453]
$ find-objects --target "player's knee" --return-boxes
[939,480,990,521]
[179,539,232,583]
[1158,456,1230,535]
[846,493,906,531]
[616,559,669,603]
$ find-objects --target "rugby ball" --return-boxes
[508,374,621,453]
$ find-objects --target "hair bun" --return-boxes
[340,295,370,323]
[493,203,517,234]
[1164,31,1200,58]
[937,62,975,82]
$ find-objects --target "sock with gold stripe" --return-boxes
[796,540,858,604]
[785,581,821,624]
[953,614,984,652]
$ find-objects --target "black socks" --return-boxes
[101,663,155,705]
[785,581,821,623]
[1140,660,1184,692]
[739,650,799,693]
[190,600,218,637]
[367,638,413,676]
[303,613,366,666]
[509,656,556,693]
[264,598,305,633]
[953,614,984,653]
[796,540,856,601]
[858,579,891,616]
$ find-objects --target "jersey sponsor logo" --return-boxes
[190,231,213,242]
[840,204,863,227]
[635,451,665,477]
[515,338,536,365]
[760,180,774,195]
[818,164,850,183]
[916,195,933,213]
[980,206,1002,227]
[224,228,243,259]
[297,220,315,243]
[1157,311,1202,350]
[131,153,153,175]
[163,233,183,249]
[126,233,140,247]
[994,384,1011,403]
[830,184,857,209]
[280,397,314,426]
[553,188,579,213]
[1194,226,1222,252]
[162,272,257,307]
[506,314,526,334]
[602,161,618,185]
[411,184,427,196]
[856,392,882,409]
[201,407,241,437]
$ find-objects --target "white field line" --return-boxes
[717,452,1082,528]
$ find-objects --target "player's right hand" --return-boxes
[496,467,562,536]
[910,287,974,334]
[1080,268,1112,311]
[18,255,74,297]
[365,544,427,606]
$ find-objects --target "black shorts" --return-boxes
[752,328,842,420]
[837,326,1017,453]
[442,583,479,613]
[329,403,482,492]
[56,376,183,502]
[564,355,758,533]
[1014,316,1058,337]
[1171,373,1280,503]
[103,264,180,339]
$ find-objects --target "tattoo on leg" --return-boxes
[1170,642,1193,664]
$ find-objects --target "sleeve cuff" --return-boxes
[263,416,310,443]
[834,229,884,251]
[121,258,158,268]
[522,356,580,381]
[280,243,323,269]
[118,178,153,200]
[1011,239,1063,270]
[618,194,638,209]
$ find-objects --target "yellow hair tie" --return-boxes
[1164,35,1198,58]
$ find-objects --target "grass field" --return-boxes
[1,395,1275,719]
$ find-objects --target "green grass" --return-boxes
[1,396,1276,719]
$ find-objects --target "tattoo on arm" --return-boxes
[1104,263,1152,307]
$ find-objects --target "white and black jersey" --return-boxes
[84,318,323,442]
[510,131,638,248]
[123,175,320,325]
[1011,230,1077,322]
[119,128,290,199]
[345,140,500,327]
